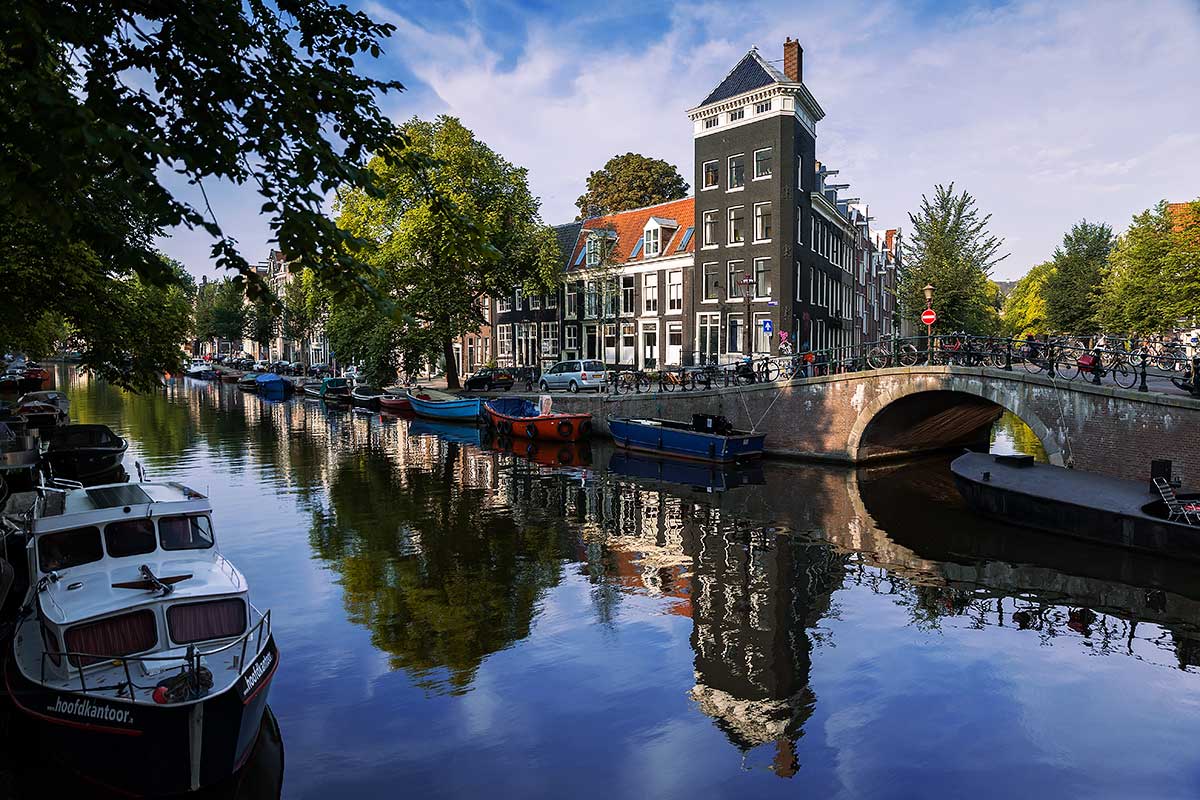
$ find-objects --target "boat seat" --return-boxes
[1153,477,1198,525]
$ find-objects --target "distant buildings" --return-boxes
[453,38,900,376]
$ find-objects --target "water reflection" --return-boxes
[36,365,1200,797]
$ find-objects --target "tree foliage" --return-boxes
[1043,220,1113,333]
[244,300,278,357]
[334,116,560,388]
[280,270,325,366]
[898,184,1008,334]
[194,278,248,344]
[574,153,689,219]
[1001,261,1053,337]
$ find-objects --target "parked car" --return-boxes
[463,368,515,392]
[309,363,333,378]
[253,360,271,372]
[342,365,362,381]
[538,360,607,393]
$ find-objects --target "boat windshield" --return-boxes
[39,527,103,572]
[105,518,157,558]
[159,514,215,551]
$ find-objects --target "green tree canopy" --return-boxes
[1097,202,1176,334]
[1001,261,1053,337]
[244,299,278,358]
[280,270,326,367]
[898,184,1007,334]
[194,277,248,345]
[334,116,560,388]
[1043,220,1113,334]
[575,153,689,219]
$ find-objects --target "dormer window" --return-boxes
[586,236,600,267]
[728,108,744,122]
[645,227,660,257]
[704,117,718,129]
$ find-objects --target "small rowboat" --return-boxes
[219,372,240,383]
[407,389,480,422]
[484,397,592,442]
[608,414,765,463]
[379,393,412,413]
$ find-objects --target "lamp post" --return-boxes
[740,272,756,357]
[923,284,934,364]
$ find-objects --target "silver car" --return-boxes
[539,360,607,393]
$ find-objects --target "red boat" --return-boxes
[379,393,413,413]
[19,363,49,392]
[487,432,592,468]
[484,398,592,442]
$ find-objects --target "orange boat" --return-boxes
[484,398,592,442]
[486,433,592,468]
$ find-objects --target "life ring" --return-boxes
[525,423,539,439]
[579,420,592,437]
[556,420,574,439]
[498,419,512,435]
[557,447,573,464]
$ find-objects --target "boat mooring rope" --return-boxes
[739,387,784,433]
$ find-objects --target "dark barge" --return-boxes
[951,451,1200,560]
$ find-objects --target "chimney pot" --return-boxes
[783,38,803,82]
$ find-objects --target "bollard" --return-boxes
[1004,338,1013,371]
[1139,351,1149,393]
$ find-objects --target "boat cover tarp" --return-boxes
[486,397,540,418]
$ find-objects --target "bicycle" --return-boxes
[614,369,651,395]
[866,337,920,369]
[658,367,689,392]
[756,357,781,383]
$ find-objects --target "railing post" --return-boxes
[1004,338,1013,371]
[1047,341,1056,378]
[1139,350,1149,392]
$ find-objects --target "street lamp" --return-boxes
[922,284,935,365]
[923,284,934,308]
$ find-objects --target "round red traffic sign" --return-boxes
[921,309,937,326]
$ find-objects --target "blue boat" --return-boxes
[607,450,764,491]
[607,414,766,463]
[408,418,484,446]
[407,389,481,422]
[254,372,292,399]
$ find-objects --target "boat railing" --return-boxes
[40,606,272,703]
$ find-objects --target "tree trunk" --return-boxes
[443,335,460,390]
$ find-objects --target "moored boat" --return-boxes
[236,373,260,392]
[253,372,292,400]
[16,390,70,431]
[0,416,39,483]
[19,363,49,392]
[608,414,766,463]
[484,397,592,442]
[303,377,351,404]
[407,389,480,422]
[5,479,278,794]
[951,450,1200,560]
[379,393,412,413]
[42,424,128,485]
[350,384,385,409]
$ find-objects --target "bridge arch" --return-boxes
[845,378,1064,466]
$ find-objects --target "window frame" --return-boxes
[728,107,745,123]
[753,202,772,243]
[158,514,215,552]
[727,205,746,246]
[753,257,772,299]
[702,262,720,302]
[727,260,746,301]
[702,210,718,248]
[643,272,659,314]
[702,160,719,190]
[753,147,772,180]
[667,270,683,313]
[727,154,745,191]
[644,226,660,258]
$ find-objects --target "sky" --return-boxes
[162,0,1200,283]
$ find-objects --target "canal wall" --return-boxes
[541,366,1200,485]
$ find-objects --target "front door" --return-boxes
[640,321,658,369]
[666,322,682,365]
[697,312,720,365]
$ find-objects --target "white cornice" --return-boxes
[810,192,857,235]
[686,82,825,140]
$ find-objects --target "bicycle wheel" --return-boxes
[1022,352,1044,374]
[897,345,919,367]
[758,361,780,382]
[1053,352,1080,381]
[1111,360,1138,389]
[636,373,651,394]
[614,372,633,395]
[866,347,889,370]
[660,372,676,392]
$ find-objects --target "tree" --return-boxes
[575,153,688,219]
[1043,221,1113,334]
[898,184,1007,334]
[280,270,325,368]
[1001,262,1053,337]
[335,116,560,389]
[1097,202,1176,334]
[1,0,458,387]
[1165,200,1200,327]
[244,300,278,360]
[194,278,248,345]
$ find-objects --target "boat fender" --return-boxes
[579,420,592,437]
[557,447,573,465]
[557,420,574,439]
[498,420,512,435]
[525,423,539,439]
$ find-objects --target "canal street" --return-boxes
[12,364,1200,798]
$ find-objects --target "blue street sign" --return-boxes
[762,319,773,334]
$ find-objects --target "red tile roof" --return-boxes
[569,197,695,268]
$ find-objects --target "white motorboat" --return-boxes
[5,479,278,794]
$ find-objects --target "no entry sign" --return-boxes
[921,308,937,326]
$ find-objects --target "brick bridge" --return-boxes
[547,366,1200,483]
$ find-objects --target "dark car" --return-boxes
[289,361,306,376]
[463,368,514,392]
[308,363,333,378]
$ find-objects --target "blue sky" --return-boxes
[162,0,1200,282]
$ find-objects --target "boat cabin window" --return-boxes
[159,515,215,551]
[38,527,103,573]
[104,518,157,558]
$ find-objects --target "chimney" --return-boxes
[885,229,896,252]
[783,37,802,82]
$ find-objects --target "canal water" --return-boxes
[8,366,1200,798]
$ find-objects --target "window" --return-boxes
[698,312,720,363]
[585,280,599,318]
[728,260,746,299]
[755,100,772,114]
[66,610,157,667]
[702,210,718,247]
[546,292,557,309]
[644,272,659,313]
[644,227,660,257]
[728,154,745,189]
[753,147,772,179]
[728,206,745,244]
[586,235,603,267]
[704,116,718,129]
[529,293,541,310]
[566,288,579,318]
[514,287,524,310]
[702,262,719,300]
[754,257,772,298]
[38,526,102,573]
[754,202,772,241]
[159,515,214,551]
[498,325,513,356]
[668,323,682,347]
[168,598,246,645]
[728,314,743,353]
[617,276,633,316]
[702,160,719,189]
[811,217,817,252]
[541,322,559,357]
[754,313,771,353]
[565,325,579,351]
[497,293,512,313]
[796,155,803,189]
[668,270,683,311]
[728,108,744,122]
